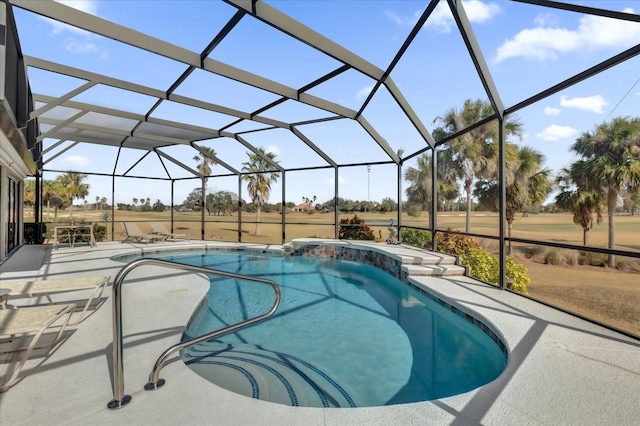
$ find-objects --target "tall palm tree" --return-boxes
[132,198,138,211]
[404,150,459,224]
[241,147,279,236]
[43,179,64,219]
[569,116,640,267]
[57,172,89,222]
[474,144,553,254]
[433,99,523,233]
[555,167,605,246]
[193,146,217,196]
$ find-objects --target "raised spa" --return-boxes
[123,249,507,408]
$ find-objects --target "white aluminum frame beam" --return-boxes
[155,148,202,178]
[448,0,504,116]
[34,94,223,140]
[38,117,190,146]
[29,81,96,120]
[14,1,357,119]
[191,143,240,175]
[36,110,88,142]
[226,0,384,81]
[235,135,284,172]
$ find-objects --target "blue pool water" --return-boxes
[123,250,507,408]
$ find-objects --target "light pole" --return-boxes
[367,165,371,202]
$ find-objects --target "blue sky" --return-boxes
[15,0,640,206]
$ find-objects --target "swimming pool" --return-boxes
[121,249,507,408]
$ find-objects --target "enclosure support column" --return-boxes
[334,166,339,239]
[170,180,174,233]
[111,175,115,242]
[238,175,242,243]
[431,148,438,252]
[498,117,507,290]
[201,177,205,241]
[397,160,402,242]
[35,171,41,224]
[281,171,286,244]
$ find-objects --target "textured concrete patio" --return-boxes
[1,241,638,425]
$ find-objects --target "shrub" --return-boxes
[436,228,483,256]
[460,248,498,284]
[505,256,531,294]
[544,248,578,266]
[615,258,640,273]
[460,248,530,295]
[402,227,530,294]
[401,228,431,248]
[579,251,608,267]
[93,224,107,242]
[338,215,375,240]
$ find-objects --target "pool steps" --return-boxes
[183,343,359,408]
[284,239,466,278]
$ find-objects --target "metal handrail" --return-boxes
[107,258,281,410]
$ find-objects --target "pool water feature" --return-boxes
[128,250,507,408]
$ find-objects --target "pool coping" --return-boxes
[1,240,639,425]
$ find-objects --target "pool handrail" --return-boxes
[107,258,281,410]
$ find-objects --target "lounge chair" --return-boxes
[1,276,110,326]
[1,303,76,392]
[120,222,166,244]
[148,222,190,241]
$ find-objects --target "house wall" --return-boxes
[0,2,37,262]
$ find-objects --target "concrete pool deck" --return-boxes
[0,241,638,425]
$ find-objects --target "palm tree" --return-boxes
[569,116,640,267]
[193,146,217,196]
[24,179,36,207]
[241,147,279,236]
[43,179,64,219]
[57,172,89,223]
[132,198,138,211]
[95,196,100,210]
[555,167,605,246]
[404,150,459,224]
[433,99,523,233]
[474,144,553,255]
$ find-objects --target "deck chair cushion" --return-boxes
[1,276,109,326]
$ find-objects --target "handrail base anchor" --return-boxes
[144,379,166,391]
[107,395,132,410]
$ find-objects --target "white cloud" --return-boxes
[536,125,577,141]
[496,8,640,62]
[462,0,502,23]
[387,1,501,32]
[265,145,280,156]
[496,28,580,61]
[384,9,422,27]
[356,84,375,100]
[64,38,99,54]
[41,1,108,58]
[56,0,98,15]
[47,1,99,35]
[61,155,91,168]
[560,95,609,113]
[534,13,559,27]
[544,106,561,116]
[424,3,455,32]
